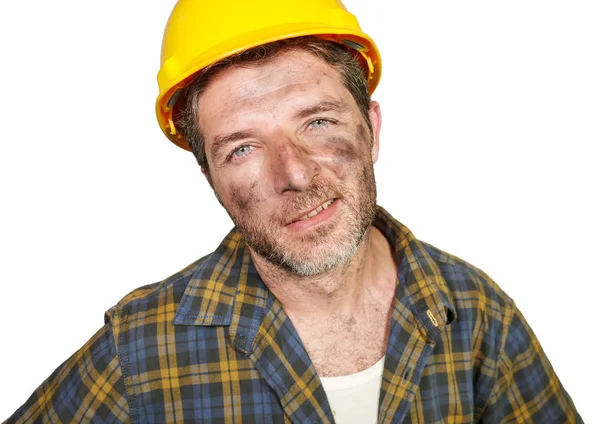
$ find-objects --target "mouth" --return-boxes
[289,199,336,224]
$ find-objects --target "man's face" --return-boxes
[198,50,381,276]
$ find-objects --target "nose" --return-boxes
[271,138,321,193]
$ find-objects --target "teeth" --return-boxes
[299,199,334,221]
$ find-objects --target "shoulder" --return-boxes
[104,254,210,325]
[420,241,518,402]
[422,240,515,322]
[420,240,515,361]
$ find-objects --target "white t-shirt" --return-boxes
[320,356,385,424]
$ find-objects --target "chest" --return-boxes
[295,308,391,376]
[118,312,480,423]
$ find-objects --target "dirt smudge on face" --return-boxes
[356,122,372,147]
[326,138,359,165]
[324,121,371,165]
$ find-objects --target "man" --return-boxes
[4,0,584,423]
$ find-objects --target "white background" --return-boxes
[0,1,597,421]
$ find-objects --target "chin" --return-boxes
[262,222,369,277]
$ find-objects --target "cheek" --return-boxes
[332,140,360,163]
[356,123,371,148]
[213,162,265,211]
[317,122,371,167]
[229,180,262,211]
[316,136,364,179]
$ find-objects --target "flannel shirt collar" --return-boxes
[173,206,456,343]
[374,207,456,340]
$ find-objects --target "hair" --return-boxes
[175,36,372,172]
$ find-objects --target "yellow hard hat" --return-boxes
[156,0,382,151]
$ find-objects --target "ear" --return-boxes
[368,101,382,164]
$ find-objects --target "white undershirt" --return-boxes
[320,356,385,424]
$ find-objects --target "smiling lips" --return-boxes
[293,199,335,223]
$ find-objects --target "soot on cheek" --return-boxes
[323,123,371,165]
[232,181,261,210]
[325,136,360,165]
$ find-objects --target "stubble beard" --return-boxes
[227,164,378,277]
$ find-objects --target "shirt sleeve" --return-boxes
[480,305,583,423]
[4,324,130,424]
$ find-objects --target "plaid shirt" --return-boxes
[5,206,582,423]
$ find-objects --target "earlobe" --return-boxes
[368,101,382,164]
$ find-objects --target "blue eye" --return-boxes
[308,119,330,129]
[232,145,252,158]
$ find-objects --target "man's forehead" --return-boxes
[197,50,348,123]
[206,51,341,95]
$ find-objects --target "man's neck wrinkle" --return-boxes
[250,229,374,318]
[251,226,397,321]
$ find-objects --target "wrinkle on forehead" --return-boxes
[198,51,340,123]
[202,81,320,122]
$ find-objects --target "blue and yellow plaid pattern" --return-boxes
[4,207,582,423]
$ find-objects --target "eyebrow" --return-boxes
[292,99,349,121]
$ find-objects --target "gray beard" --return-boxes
[229,164,377,277]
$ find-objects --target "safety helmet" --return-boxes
[156,0,382,151]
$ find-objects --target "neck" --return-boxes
[250,226,397,320]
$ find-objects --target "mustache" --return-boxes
[275,180,342,225]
